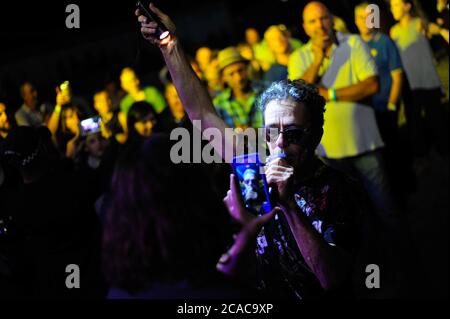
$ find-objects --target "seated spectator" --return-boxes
[119,67,166,116]
[103,134,239,299]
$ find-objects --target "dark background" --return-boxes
[0,0,439,110]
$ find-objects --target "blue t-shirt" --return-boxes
[366,32,402,111]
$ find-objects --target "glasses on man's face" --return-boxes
[265,126,311,146]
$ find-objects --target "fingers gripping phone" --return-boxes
[232,153,273,215]
[136,1,170,40]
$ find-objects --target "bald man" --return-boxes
[288,2,401,230]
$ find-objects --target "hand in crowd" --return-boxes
[55,86,71,107]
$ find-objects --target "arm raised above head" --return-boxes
[136,3,246,162]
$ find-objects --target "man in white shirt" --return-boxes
[288,1,398,227]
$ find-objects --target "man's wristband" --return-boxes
[328,88,337,102]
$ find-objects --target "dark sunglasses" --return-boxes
[265,126,311,145]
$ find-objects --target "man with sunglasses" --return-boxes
[136,4,367,299]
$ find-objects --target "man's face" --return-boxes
[245,28,260,46]
[355,7,371,36]
[265,28,289,55]
[221,62,249,92]
[94,91,112,115]
[390,0,410,21]
[264,99,312,171]
[303,3,334,45]
[22,83,38,107]
[120,70,140,94]
[0,103,10,132]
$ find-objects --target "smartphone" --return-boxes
[80,116,102,136]
[232,153,273,214]
[136,1,170,40]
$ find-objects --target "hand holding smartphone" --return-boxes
[232,153,273,214]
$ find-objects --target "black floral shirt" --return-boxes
[255,159,366,299]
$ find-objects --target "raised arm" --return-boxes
[136,4,239,162]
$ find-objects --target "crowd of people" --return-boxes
[0,0,448,299]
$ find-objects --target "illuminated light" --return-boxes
[159,30,170,40]
[160,34,171,46]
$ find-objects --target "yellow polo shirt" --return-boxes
[288,32,384,159]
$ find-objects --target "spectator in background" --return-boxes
[93,90,126,144]
[203,52,223,98]
[288,2,399,230]
[126,101,158,146]
[52,104,83,159]
[246,27,275,73]
[14,82,51,128]
[1,126,106,299]
[333,15,349,33]
[237,43,265,81]
[389,0,447,159]
[253,27,302,73]
[104,78,125,111]
[119,67,166,116]
[0,102,11,141]
[103,134,237,299]
[213,47,264,129]
[263,25,294,82]
[428,0,449,43]
[245,27,261,48]
[158,82,191,133]
[355,2,409,202]
[73,131,107,207]
[195,47,214,75]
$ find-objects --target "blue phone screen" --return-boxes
[232,153,272,214]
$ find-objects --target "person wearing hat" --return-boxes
[213,47,264,129]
